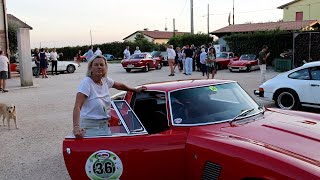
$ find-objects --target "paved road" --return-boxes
[0,63,299,179]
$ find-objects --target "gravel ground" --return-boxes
[0,63,305,180]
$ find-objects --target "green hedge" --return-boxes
[168,33,213,48]
[224,30,293,65]
[55,41,165,61]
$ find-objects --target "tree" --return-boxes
[8,21,19,54]
[135,33,146,42]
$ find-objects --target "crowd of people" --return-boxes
[33,47,60,78]
[166,43,217,79]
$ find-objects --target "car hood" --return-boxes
[221,110,319,165]
[215,58,228,61]
[190,110,320,166]
[229,61,249,66]
[123,59,142,63]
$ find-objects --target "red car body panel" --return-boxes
[63,79,320,180]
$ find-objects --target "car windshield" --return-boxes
[130,54,145,59]
[216,53,228,58]
[169,82,260,125]
[240,54,256,60]
[151,51,161,57]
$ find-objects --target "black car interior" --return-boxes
[131,91,169,134]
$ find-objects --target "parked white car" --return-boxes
[254,61,320,110]
[16,60,78,76]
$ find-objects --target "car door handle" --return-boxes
[311,84,319,87]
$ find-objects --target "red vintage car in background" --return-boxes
[121,53,162,72]
[228,54,259,72]
[63,79,320,180]
[215,52,239,69]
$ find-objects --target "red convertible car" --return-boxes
[121,53,162,72]
[63,79,320,180]
[228,54,259,72]
[215,52,239,69]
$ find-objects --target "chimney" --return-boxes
[143,28,149,31]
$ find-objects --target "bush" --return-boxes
[55,41,165,61]
[168,33,213,48]
[224,30,293,65]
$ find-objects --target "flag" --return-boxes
[228,12,231,25]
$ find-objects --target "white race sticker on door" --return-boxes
[85,150,123,180]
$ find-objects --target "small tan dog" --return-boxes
[0,103,18,129]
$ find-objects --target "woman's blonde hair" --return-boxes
[86,54,108,77]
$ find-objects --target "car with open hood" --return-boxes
[63,79,320,180]
[228,54,259,72]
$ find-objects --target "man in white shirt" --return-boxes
[199,48,207,76]
[94,47,102,55]
[50,48,59,75]
[167,45,176,76]
[123,46,130,59]
[85,46,94,61]
[134,46,141,54]
[0,50,10,92]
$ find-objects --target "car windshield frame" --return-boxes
[151,51,161,57]
[216,53,228,58]
[168,82,261,127]
[130,54,146,59]
[240,54,256,60]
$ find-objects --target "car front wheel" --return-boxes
[144,64,149,72]
[246,66,251,72]
[216,63,220,70]
[156,62,162,70]
[275,90,300,110]
[67,65,75,73]
[126,69,131,72]
[32,67,38,76]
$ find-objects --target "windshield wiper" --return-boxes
[258,105,265,114]
[229,108,254,125]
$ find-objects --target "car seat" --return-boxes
[134,99,169,134]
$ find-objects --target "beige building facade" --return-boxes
[0,0,8,55]
[278,0,320,22]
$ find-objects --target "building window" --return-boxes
[296,12,303,21]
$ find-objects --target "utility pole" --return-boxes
[207,4,209,35]
[233,0,235,25]
[173,18,176,36]
[90,30,92,46]
[191,0,194,34]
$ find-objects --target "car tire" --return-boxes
[144,64,149,72]
[274,89,300,110]
[67,65,75,73]
[216,63,220,70]
[229,69,232,72]
[246,66,251,72]
[32,67,38,76]
[125,69,131,72]
[156,63,162,70]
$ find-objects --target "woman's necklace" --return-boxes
[93,79,103,86]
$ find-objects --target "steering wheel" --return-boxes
[172,102,188,122]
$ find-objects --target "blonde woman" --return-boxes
[72,55,146,138]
